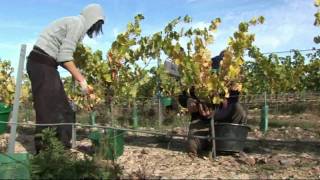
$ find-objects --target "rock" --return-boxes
[279,159,296,166]
[239,151,247,157]
[261,148,272,153]
[78,139,92,146]
[235,173,250,179]
[171,127,184,135]
[253,130,263,138]
[202,156,208,160]
[300,153,312,159]
[232,153,240,158]
[295,127,302,131]
[0,135,9,151]
[14,141,28,153]
[219,160,232,166]
[26,121,33,124]
[141,149,149,154]
[245,156,256,166]
[256,157,268,164]
[285,175,295,179]
[70,148,91,160]
[268,156,280,166]
[277,153,293,158]
[84,128,90,133]
[237,156,256,166]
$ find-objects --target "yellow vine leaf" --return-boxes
[7,83,15,92]
[103,74,112,83]
[0,74,4,81]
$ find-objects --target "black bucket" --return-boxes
[214,123,250,152]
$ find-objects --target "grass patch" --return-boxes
[268,119,317,129]
[258,164,278,171]
[247,113,319,130]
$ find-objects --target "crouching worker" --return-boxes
[179,87,213,156]
[178,84,247,156]
[214,83,247,124]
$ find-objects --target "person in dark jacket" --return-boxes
[27,4,105,153]
[214,87,247,124]
[179,87,213,156]
[178,84,247,156]
[211,50,225,74]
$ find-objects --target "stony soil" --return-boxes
[117,144,320,179]
[1,112,320,179]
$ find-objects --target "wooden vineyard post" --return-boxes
[157,57,163,127]
[72,124,76,148]
[209,112,216,160]
[111,102,114,126]
[8,44,26,154]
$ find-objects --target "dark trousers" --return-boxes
[26,47,75,153]
[187,118,211,155]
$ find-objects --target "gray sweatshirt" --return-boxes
[35,4,104,62]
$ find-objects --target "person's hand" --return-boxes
[87,85,94,94]
[79,80,93,95]
[222,99,228,109]
[187,98,198,113]
[187,98,213,118]
[89,93,96,100]
[199,103,213,118]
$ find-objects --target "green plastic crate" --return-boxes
[88,130,102,145]
[89,129,125,160]
[0,153,30,180]
[0,102,12,134]
[161,97,172,107]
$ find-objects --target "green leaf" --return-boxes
[103,74,112,83]
[314,11,320,26]
[183,15,192,23]
[314,35,320,44]
[258,16,265,24]
[238,22,249,32]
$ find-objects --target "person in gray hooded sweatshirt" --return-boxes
[27,4,105,153]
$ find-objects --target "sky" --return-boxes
[0,0,319,76]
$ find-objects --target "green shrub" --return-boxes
[31,128,121,179]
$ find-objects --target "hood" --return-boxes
[80,4,105,31]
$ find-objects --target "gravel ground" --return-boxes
[1,112,320,179]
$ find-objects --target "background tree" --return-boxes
[314,0,320,44]
[0,59,15,106]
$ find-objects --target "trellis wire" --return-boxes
[1,121,320,146]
